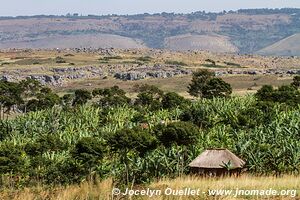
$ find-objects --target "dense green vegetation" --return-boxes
[0,73,300,188]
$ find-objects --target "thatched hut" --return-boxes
[189,148,245,176]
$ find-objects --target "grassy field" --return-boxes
[1,175,298,200]
[55,74,293,97]
[2,49,300,70]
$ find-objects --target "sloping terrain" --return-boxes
[0,33,146,49]
[0,9,300,54]
[164,34,238,53]
[257,33,300,56]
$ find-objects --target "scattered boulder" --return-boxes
[215,68,300,76]
[114,72,147,80]
[0,75,15,82]
[27,75,63,86]
[113,65,191,81]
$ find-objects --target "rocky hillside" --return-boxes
[0,8,300,55]
[257,33,300,56]
[164,34,238,53]
[1,48,300,88]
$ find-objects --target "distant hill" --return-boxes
[164,34,238,53]
[0,8,300,55]
[0,34,146,49]
[257,34,300,56]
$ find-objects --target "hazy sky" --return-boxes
[1,0,300,16]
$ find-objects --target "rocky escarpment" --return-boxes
[27,75,63,86]
[2,66,300,87]
[215,68,300,76]
[114,64,191,81]
[0,64,191,86]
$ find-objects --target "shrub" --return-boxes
[130,111,147,123]
[0,121,12,141]
[255,85,274,101]
[25,134,66,156]
[161,92,189,109]
[0,143,28,174]
[61,93,74,108]
[137,56,152,62]
[32,157,86,185]
[256,84,300,106]
[55,56,66,63]
[135,84,164,110]
[25,87,61,112]
[165,60,187,66]
[93,86,130,108]
[154,121,199,147]
[72,137,105,166]
[291,75,300,88]
[236,107,264,129]
[72,89,92,106]
[107,128,157,155]
[180,106,212,128]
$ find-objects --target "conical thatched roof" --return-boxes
[189,148,245,169]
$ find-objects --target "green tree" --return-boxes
[236,107,264,129]
[202,78,232,98]
[61,93,74,108]
[37,88,60,108]
[134,84,164,110]
[19,78,42,113]
[19,78,42,98]
[72,89,92,106]
[0,80,24,118]
[188,69,215,98]
[188,69,231,98]
[255,85,274,101]
[275,85,299,104]
[161,92,188,109]
[72,137,105,169]
[154,121,199,147]
[26,87,61,111]
[291,76,300,88]
[108,128,157,155]
[107,127,157,184]
[25,134,66,156]
[180,105,212,128]
[256,84,300,106]
[93,86,130,108]
[0,143,28,174]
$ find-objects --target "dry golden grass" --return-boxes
[54,74,293,98]
[0,179,113,200]
[0,175,298,200]
[150,175,300,200]
[2,48,300,70]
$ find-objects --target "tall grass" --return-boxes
[0,175,298,200]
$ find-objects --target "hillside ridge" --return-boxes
[0,8,300,55]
